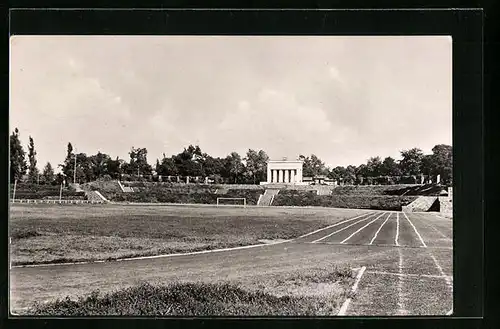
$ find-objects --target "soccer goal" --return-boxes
[216,197,247,208]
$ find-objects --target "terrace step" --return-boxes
[117,180,134,192]
[402,196,438,212]
[257,189,280,206]
[315,186,333,196]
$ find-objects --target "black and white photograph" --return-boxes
[9,35,453,316]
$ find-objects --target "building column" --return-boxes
[290,169,295,183]
[267,167,272,183]
[284,170,289,183]
[297,168,302,182]
[278,169,284,183]
[272,169,278,183]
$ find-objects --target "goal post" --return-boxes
[216,197,247,208]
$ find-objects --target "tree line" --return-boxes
[10,127,452,186]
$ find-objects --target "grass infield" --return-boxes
[10,204,369,266]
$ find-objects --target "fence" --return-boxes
[10,199,104,204]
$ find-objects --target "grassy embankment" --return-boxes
[10,204,369,266]
[272,190,417,210]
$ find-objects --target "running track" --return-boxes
[10,211,452,316]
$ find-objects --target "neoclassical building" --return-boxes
[261,159,304,185]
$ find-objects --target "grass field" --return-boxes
[28,265,355,316]
[10,204,369,266]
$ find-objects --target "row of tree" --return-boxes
[9,127,452,185]
[301,145,452,185]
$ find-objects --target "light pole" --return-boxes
[73,150,77,184]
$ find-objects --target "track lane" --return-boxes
[10,211,453,316]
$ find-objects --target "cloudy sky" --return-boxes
[10,35,451,171]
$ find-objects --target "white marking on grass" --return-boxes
[430,254,454,314]
[402,212,427,248]
[341,212,387,244]
[395,212,400,246]
[397,248,407,315]
[298,212,374,238]
[337,266,366,316]
[428,223,451,240]
[312,213,377,243]
[430,254,453,290]
[420,216,453,240]
[11,239,292,268]
[366,270,453,280]
[369,213,391,245]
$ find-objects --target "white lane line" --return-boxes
[430,254,453,290]
[430,254,454,315]
[397,248,407,315]
[402,212,427,248]
[421,217,452,240]
[428,223,452,240]
[298,212,373,238]
[337,266,366,316]
[12,239,292,269]
[395,212,400,246]
[366,270,453,281]
[341,212,387,244]
[369,213,391,245]
[312,213,378,243]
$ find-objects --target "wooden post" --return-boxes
[12,179,17,202]
[59,183,63,203]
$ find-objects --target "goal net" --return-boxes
[216,197,247,208]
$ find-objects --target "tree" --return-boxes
[106,157,123,179]
[129,147,152,177]
[380,157,401,177]
[156,156,179,176]
[225,152,244,183]
[203,156,226,181]
[356,164,369,184]
[366,156,383,177]
[300,154,327,177]
[420,154,434,176]
[75,153,92,183]
[431,144,452,184]
[399,148,424,176]
[27,136,39,183]
[10,128,28,182]
[42,162,55,185]
[59,142,75,183]
[244,149,269,184]
[89,152,111,179]
[345,165,357,185]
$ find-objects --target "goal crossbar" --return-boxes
[216,197,247,208]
